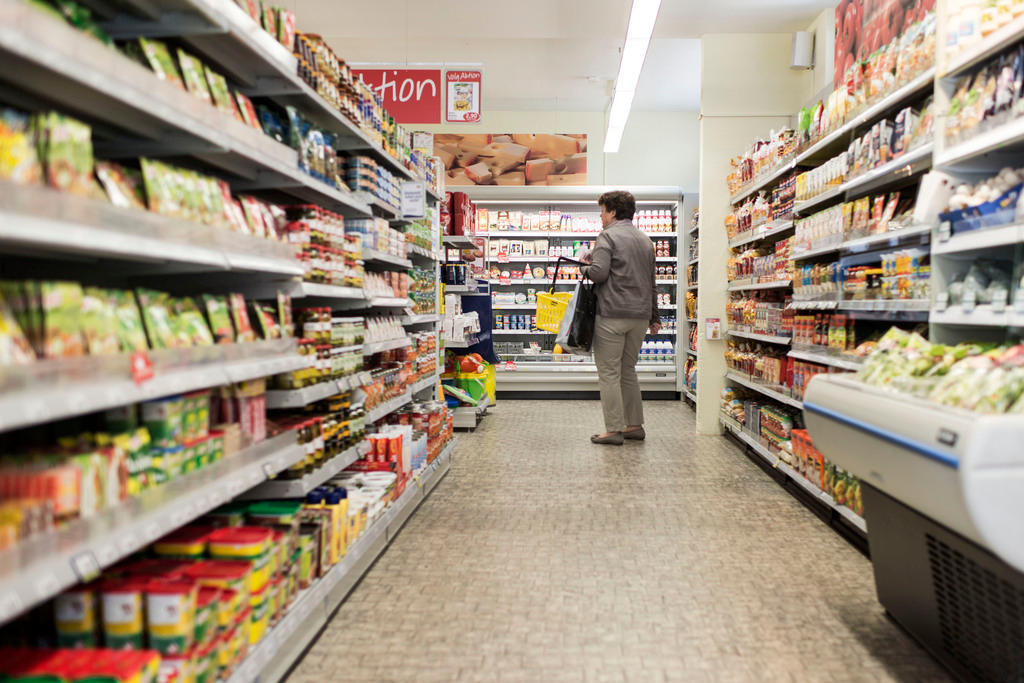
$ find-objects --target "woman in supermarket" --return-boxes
[581,190,661,446]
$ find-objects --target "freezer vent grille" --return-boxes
[927,534,1024,683]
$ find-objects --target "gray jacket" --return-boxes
[581,219,659,325]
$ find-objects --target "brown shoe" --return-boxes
[590,432,624,445]
[623,427,646,441]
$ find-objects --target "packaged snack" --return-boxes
[100,577,147,649]
[261,5,277,37]
[239,0,260,21]
[140,158,179,217]
[142,395,185,448]
[0,296,34,365]
[176,49,213,105]
[174,297,215,346]
[81,287,121,355]
[277,292,293,337]
[276,8,295,48]
[55,585,98,647]
[136,38,185,89]
[229,293,256,342]
[0,108,42,184]
[252,304,280,339]
[202,294,235,344]
[136,289,181,349]
[41,280,86,358]
[113,289,149,352]
[145,579,197,655]
[204,66,242,121]
[38,112,96,196]
[235,92,261,130]
[95,161,146,210]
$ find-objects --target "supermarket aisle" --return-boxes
[286,401,949,683]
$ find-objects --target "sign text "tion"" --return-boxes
[353,69,441,124]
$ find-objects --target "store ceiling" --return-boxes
[287,0,836,112]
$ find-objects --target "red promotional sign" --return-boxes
[446,70,482,123]
[352,69,441,124]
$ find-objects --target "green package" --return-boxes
[173,297,214,346]
[136,289,179,350]
[38,112,95,197]
[204,66,237,118]
[111,289,149,352]
[252,303,279,340]
[95,161,146,210]
[137,38,185,90]
[40,281,86,358]
[176,49,213,104]
[142,395,184,448]
[202,294,234,344]
[80,287,120,355]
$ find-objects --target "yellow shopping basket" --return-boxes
[534,257,586,333]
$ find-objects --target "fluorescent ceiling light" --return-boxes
[604,0,661,153]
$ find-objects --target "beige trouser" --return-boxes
[592,315,648,432]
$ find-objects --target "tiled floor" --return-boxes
[286,400,952,683]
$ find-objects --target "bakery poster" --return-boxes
[434,134,588,187]
[446,70,482,123]
[834,0,935,87]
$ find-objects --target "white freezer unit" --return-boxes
[803,373,1024,573]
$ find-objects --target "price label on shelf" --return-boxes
[70,551,100,582]
[1015,291,1024,315]
[934,292,948,312]
[962,290,977,313]
[497,252,510,264]
[130,351,154,384]
[992,292,1008,314]
[504,360,517,371]
[937,221,952,242]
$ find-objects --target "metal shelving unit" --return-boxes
[724,371,803,409]
[0,432,304,622]
[226,440,455,683]
[240,442,369,500]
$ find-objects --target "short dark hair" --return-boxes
[598,191,636,220]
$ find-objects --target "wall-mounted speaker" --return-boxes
[791,31,814,71]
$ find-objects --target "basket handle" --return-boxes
[550,256,587,292]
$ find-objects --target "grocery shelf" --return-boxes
[294,283,366,302]
[366,392,412,423]
[444,284,480,294]
[838,299,930,312]
[357,193,401,220]
[684,390,697,402]
[240,441,370,500]
[936,115,1024,168]
[791,241,843,260]
[841,224,933,253]
[0,431,304,624]
[493,303,538,310]
[0,181,302,276]
[410,372,441,395]
[265,380,349,409]
[400,313,441,325]
[686,349,697,357]
[724,371,803,409]
[365,296,413,309]
[362,248,413,269]
[727,329,792,345]
[493,330,549,336]
[838,143,933,198]
[407,244,440,262]
[426,186,442,203]
[454,394,490,430]
[362,337,412,355]
[727,219,795,249]
[687,257,700,266]
[787,348,864,372]
[727,279,792,292]
[729,159,797,205]
[720,415,866,535]
[498,362,676,372]
[0,341,304,434]
[687,317,698,322]
[227,439,453,683]
[793,68,936,166]
[0,2,371,217]
[943,15,1024,78]
[483,229,679,239]
[931,305,1011,327]
[688,223,699,235]
[443,234,477,248]
[933,223,1023,255]
[656,279,679,285]
[657,256,678,262]
[794,186,844,216]
[488,279,581,285]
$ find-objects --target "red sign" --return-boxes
[352,69,441,124]
[446,70,482,123]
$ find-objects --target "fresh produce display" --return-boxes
[857,327,1024,413]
